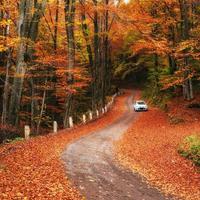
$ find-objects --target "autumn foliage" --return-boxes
[0,0,200,198]
[116,101,200,200]
[0,92,128,199]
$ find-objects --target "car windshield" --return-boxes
[137,101,145,105]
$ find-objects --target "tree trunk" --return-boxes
[168,54,177,74]
[1,48,11,124]
[64,0,76,127]
[80,2,93,69]
[30,79,35,129]
[8,0,47,125]
[102,0,109,106]
[1,8,11,124]
[179,0,193,100]
[36,79,47,135]
[54,0,59,51]
[79,1,96,110]
[0,0,8,65]
[63,93,72,128]
[93,0,99,109]
[154,53,160,93]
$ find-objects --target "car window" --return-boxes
[137,101,145,105]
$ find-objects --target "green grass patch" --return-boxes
[178,135,200,167]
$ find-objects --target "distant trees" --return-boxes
[113,0,200,102]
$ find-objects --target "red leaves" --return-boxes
[116,105,200,199]
[0,92,129,199]
[132,38,170,56]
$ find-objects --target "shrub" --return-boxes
[0,125,22,144]
[178,135,200,167]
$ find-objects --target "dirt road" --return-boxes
[62,92,172,200]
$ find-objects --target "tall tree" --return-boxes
[8,0,47,125]
[64,0,76,127]
[1,8,11,124]
[179,0,193,100]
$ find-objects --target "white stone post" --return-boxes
[82,114,86,123]
[105,106,108,112]
[89,112,93,120]
[24,125,30,140]
[53,121,58,133]
[111,98,114,105]
[102,108,105,114]
[69,117,74,128]
[96,110,99,117]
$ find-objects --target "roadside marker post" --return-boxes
[89,112,93,120]
[96,110,99,117]
[82,114,86,123]
[69,117,74,128]
[24,125,30,140]
[105,106,108,112]
[53,121,58,133]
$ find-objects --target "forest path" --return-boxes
[62,92,172,200]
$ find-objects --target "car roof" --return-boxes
[136,100,145,103]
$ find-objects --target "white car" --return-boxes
[133,100,148,111]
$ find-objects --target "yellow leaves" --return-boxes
[0,36,19,53]
[0,44,7,52]
[132,38,170,56]
[160,68,196,90]
[176,40,197,53]
[0,19,12,28]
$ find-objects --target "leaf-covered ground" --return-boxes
[116,99,200,200]
[0,92,129,199]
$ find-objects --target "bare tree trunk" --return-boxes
[102,0,109,106]
[107,45,112,91]
[36,79,47,135]
[0,0,7,64]
[189,77,193,99]
[154,53,160,91]
[54,0,59,51]
[168,54,177,74]
[1,8,11,124]
[64,0,76,127]
[63,94,72,128]
[8,0,47,125]
[99,15,103,107]
[179,0,193,100]
[31,79,34,128]
[79,0,96,110]
[9,42,27,125]
[167,23,177,75]
[80,11,93,68]
[1,49,11,124]
[93,0,99,109]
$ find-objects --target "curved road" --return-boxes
[62,92,173,200]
